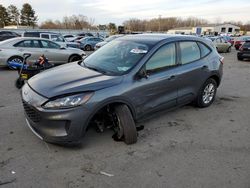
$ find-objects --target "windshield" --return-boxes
[82,40,149,75]
[209,37,216,41]
[51,35,64,42]
[105,35,119,42]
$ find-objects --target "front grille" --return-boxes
[22,100,41,123]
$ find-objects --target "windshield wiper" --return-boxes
[84,64,108,74]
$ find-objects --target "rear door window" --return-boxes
[40,40,60,49]
[180,41,200,64]
[32,40,41,48]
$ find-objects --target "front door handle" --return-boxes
[167,75,176,81]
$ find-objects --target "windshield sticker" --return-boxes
[117,67,130,71]
[130,48,148,54]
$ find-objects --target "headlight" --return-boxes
[43,93,93,109]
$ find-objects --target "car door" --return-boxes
[220,38,229,52]
[176,41,212,105]
[215,38,224,52]
[39,40,69,64]
[13,40,41,62]
[130,42,179,118]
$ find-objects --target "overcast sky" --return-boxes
[1,0,250,25]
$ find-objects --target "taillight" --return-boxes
[219,56,224,64]
[235,40,243,45]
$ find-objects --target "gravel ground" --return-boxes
[0,49,250,188]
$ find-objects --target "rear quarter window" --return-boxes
[180,41,200,64]
[197,42,211,58]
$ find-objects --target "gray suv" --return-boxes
[21,34,223,145]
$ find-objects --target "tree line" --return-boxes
[40,15,95,30]
[0,3,37,28]
[39,16,250,33]
[40,18,118,32]
[123,17,250,32]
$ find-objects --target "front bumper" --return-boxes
[237,52,250,58]
[21,84,92,144]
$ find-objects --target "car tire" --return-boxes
[237,56,243,61]
[84,45,92,51]
[8,56,23,69]
[196,78,217,108]
[68,55,82,62]
[15,78,24,89]
[114,104,137,145]
[227,46,231,53]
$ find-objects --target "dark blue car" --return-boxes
[77,37,104,51]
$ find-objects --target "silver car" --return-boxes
[0,37,86,67]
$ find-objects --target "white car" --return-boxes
[0,37,86,67]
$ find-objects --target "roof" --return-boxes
[0,37,52,46]
[196,23,240,28]
[118,34,206,46]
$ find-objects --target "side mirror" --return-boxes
[137,67,149,79]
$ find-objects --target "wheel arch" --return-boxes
[209,74,221,87]
[68,54,82,62]
[82,98,137,134]
[7,55,23,63]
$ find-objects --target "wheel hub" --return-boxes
[202,83,215,104]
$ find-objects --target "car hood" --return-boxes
[28,62,123,98]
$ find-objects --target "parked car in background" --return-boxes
[23,31,81,49]
[77,32,94,37]
[63,34,75,39]
[209,36,231,53]
[0,37,85,67]
[95,34,124,50]
[77,37,104,51]
[67,36,84,42]
[21,34,223,145]
[221,35,234,46]
[234,36,250,50]
[0,31,20,41]
[237,40,250,60]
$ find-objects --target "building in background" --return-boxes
[168,24,240,35]
[4,25,34,29]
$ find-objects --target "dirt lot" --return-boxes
[0,49,250,188]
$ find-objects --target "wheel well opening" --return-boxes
[85,102,135,131]
[68,54,82,62]
[8,56,23,62]
[210,75,220,86]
